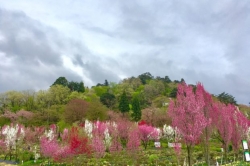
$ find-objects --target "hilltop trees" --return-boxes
[68,81,85,93]
[52,77,68,87]
[138,72,153,85]
[217,92,237,105]
[51,77,85,93]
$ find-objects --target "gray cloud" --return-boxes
[0,9,82,91]
[0,1,250,104]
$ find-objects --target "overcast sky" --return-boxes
[0,0,249,104]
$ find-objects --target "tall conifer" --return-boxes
[119,91,130,115]
[131,96,141,122]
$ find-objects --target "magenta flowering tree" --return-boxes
[212,102,235,162]
[40,126,92,162]
[93,121,107,136]
[91,121,106,158]
[127,128,140,151]
[109,132,123,154]
[138,124,159,149]
[92,136,106,158]
[108,123,122,154]
[196,83,214,165]
[230,108,249,158]
[168,83,208,166]
[116,119,133,148]
[61,128,69,142]
[40,136,59,158]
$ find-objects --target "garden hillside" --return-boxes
[0,72,250,165]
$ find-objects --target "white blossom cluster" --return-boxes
[44,126,56,141]
[33,145,40,162]
[44,129,54,141]
[163,125,174,139]
[104,128,112,148]
[84,120,117,149]
[1,124,25,149]
[84,119,93,138]
[163,125,181,142]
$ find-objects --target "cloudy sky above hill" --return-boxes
[0,0,250,104]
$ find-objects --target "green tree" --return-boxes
[5,91,24,112]
[156,75,172,83]
[164,76,172,83]
[86,99,108,121]
[138,72,153,84]
[217,92,237,105]
[169,87,178,98]
[64,99,89,124]
[36,90,51,110]
[68,81,79,92]
[100,93,116,109]
[104,79,109,86]
[48,85,71,105]
[119,91,130,115]
[131,96,141,122]
[78,81,85,93]
[68,81,85,93]
[121,77,142,91]
[92,86,109,96]
[143,80,165,106]
[22,90,36,111]
[52,76,68,87]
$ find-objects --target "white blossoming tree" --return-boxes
[1,123,25,160]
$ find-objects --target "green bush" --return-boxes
[19,151,34,162]
[0,116,11,126]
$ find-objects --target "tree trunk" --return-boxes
[204,127,210,165]
[223,143,228,163]
[187,145,192,166]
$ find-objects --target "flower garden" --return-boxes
[0,119,250,166]
[0,83,250,166]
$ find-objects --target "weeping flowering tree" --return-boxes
[168,83,209,166]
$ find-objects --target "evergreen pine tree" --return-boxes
[131,96,141,122]
[119,91,130,115]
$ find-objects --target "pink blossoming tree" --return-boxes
[138,124,159,149]
[212,102,234,162]
[168,83,209,166]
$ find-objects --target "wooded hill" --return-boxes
[0,72,249,128]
